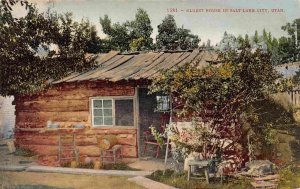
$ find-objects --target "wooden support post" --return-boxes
[187,165,191,181]
[135,87,140,158]
[204,169,209,184]
[58,135,61,162]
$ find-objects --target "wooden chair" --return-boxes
[58,134,79,164]
[143,130,162,158]
[187,160,210,184]
[143,114,170,158]
[100,144,123,163]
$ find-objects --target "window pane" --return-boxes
[93,109,103,116]
[103,100,112,108]
[156,95,170,111]
[103,109,112,116]
[94,117,103,125]
[104,117,113,125]
[93,100,102,108]
[115,99,134,126]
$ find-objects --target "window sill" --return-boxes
[91,126,136,129]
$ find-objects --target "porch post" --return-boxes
[135,87,140,158]
[164,93,172,174]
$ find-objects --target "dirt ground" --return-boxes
[0,171,145,189]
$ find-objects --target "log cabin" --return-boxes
[14,49,219,165]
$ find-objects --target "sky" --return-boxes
[22,0,300,45]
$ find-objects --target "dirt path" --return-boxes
[0,171,145,189]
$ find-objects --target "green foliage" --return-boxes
[150,47,281,166]
[128,8,153,51]
[278,18,300,64]
[277,165,300,188]
[292,69,300,86]
[219,20,300,65]
[253,30,259,44]
[156,15,178,50]
[277,36,297,64]
[100,8,153,52]
[100,15,131,52]
[149,125,165,147]
[0,0,97,96]
[103,162,140,171]
[156,15,199,50]
[61,161,140,170]
[244,99,294,159]
[218,32,239,51]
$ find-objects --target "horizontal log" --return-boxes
[78,146,100,157]
[17,111,89,123]
[75,136,98,146]
[16,100,89,112]
[86,128,137,135]
[17,136,59,146]
[15,128,137,136]
[16,122,46,129]
[16,121,89,129]
[122,145,137,157]
[15,81,136,101]
[17,133,136,146]
[17,135,98,146]
[19,144,58,156]
[17,88,135,101]
[116,134,137,146]
[18,143,137,158]
[37,155,58,166]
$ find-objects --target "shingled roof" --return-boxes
[54,49,220,83]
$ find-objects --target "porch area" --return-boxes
[137,87,171,159]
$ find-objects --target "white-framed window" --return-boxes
[91,98,134,127]
[156,95,170,112]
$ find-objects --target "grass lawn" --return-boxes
[148,167,300,189]
[0,171,145,189]
[147,170,253,189]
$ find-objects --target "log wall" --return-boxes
[14,81,138,165]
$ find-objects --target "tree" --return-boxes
[150,47,281,171]
[217,32,238,52]
[262,29,269,43]
[100,8,153,52]
[176,26,200,50]
[244,34,251,48]
[278,36,296,64]
[0,0,96,96]
[293,69,300,85]
[279,18,300,63]
[85,24,102,53]
[253,30,259,44]
[128,8,153,51]
[237,35,245,49]
[156,15,199,50]
[206,39,211,48]
[100,15,131,52]
[156,15,178,50]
